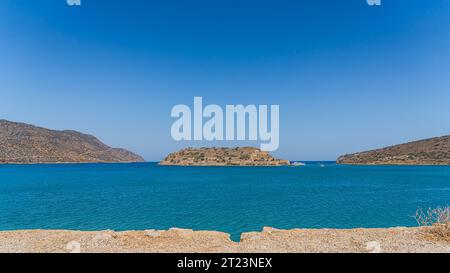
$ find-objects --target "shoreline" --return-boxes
[337,162,450,166]
[1,227,448,253]
[0,161,147,165]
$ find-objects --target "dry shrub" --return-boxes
[415,206,450,241]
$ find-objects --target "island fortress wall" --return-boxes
[159,147,290,166]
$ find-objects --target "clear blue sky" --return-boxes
[1,0,449,161]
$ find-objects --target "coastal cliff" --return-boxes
[0,119,144,164]
[337,135,450,165]
[159,147,290,166]
[1,227,448,253]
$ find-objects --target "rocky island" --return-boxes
[0,119,144,164]
[159,147,290,166]
[337,135,450,165]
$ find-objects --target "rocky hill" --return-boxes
[0,119,144,164]
[337,135,450,165]
[159,147,290,166]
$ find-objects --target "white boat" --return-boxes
[291,161,306,166]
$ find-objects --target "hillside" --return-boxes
[337,136,450,165]
[0,119,144,164]
[159,147,290,166]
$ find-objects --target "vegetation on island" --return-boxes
[0,119,144,164]
[337,136,450,165]
[159,147,290,166]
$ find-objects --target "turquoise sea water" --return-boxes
[0,162,449,241]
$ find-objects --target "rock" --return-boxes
[1,227,450,253]
[169,228,194,237]
[145,230,162,238]
[262,227,281,234]
[66,240,81,253]
[365,241,382,253]
[93,232,113,241]
[240,232,262,242]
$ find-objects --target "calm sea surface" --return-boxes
[0,162,449,241]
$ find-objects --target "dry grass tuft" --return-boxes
[415,206,450,241]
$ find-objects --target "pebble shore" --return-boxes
[0,227,449,253]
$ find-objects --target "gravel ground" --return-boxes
[0,227,449,253]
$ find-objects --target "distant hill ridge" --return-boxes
[0,119,144,164]
[337,135,450,165]
[159,147,290,166]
